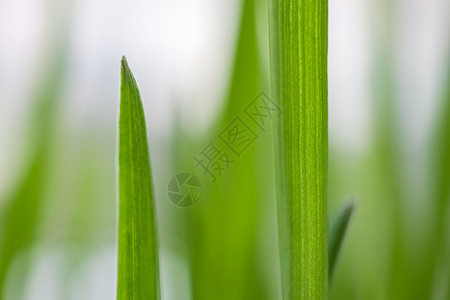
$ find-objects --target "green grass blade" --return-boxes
[370,2,409,297]
[328,201,356,280]
[0,151,48,299]
[0,42,68,300]
[427,64,450,298]
[187,0,270,299]
[432,67,450,242]
[116,57,160,300]
[268,0,328,298]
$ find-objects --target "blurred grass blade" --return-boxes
[432,67,450,242]
[116,57,160,300]
[187,0,270,298]
[328,201,356,280]
[429,63,450,298]
[0,40,68,300]
[268,0,328,298]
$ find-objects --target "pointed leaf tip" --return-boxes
[121,55,128,67]
[117,57,160,300]
[328,200,357,280]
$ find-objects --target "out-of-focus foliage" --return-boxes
[0,30,69,300]
[0,0,449,299]
[328,201,356,281]
[180,0,273,299]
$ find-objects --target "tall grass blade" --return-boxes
[428,63,450,298]
[328,201,356,280]
[370,1,411,297]
[116,57,160,300]
[187,0,270,298]
[432,67,450,244]
[0,43,68,300]
[268,0,329,298]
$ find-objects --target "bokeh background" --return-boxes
[0,0,449,299]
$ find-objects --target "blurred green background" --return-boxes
[0,0,449,299]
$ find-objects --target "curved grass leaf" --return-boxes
[268,0,328,298]
[328,201,356,280]
[0,38,68,300]
[116,57,160,300]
